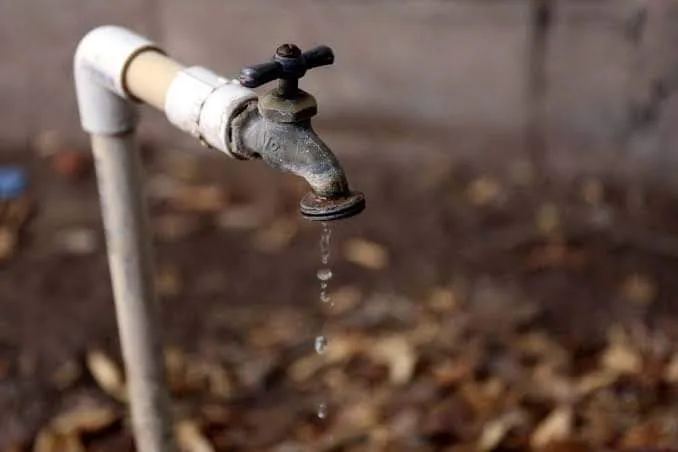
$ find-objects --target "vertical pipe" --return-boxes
[91,132,176,452]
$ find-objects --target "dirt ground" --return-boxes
[2,129,678,451]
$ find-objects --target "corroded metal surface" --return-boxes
[299,190,365,221]
[232,43,365,221]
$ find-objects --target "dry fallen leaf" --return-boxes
[336,401,381,433]
[51,405,118,435]
[0,227,17,261]
[324,332,366,365]
[33,429,85,452]
[180,359,233,398]
[176,420,215,452]
[600,341,642,376]
[201,404,232,426]
[478,410,526,451]
[431,359,474,388]
[665,353,678,383]
[408,315,442,345]
[235,355,277,390]
[288,355,324,383]
[427,287,459,313]
[460,378,507,420]
[531,406,573,449]
[514,331,569,365]
[531,365,575,403]
[205,364,233,399]
[343,238,388,270]
[575,370,618,397]
[327,286,362,315]
[86,350,126,402]
[369,336,416,385]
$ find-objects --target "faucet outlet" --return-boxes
[237,43,365,221]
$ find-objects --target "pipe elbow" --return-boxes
[74,25,160,134]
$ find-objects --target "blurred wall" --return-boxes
[1,0,678,180]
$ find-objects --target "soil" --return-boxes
[2,132,678,451]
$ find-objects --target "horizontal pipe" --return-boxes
[74,25,256,156]
[125,50,184,111]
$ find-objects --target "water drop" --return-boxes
[317,402,328,419]
[320,291,331,303]
[320,222,332,262]
[315,335,328,354]
[317,268,333,281]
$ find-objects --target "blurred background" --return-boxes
[3,0,678,450]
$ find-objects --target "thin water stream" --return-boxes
[315,221,333,419]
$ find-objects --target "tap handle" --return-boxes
[238,43,335,91]
[301,45,335,69]
[239,61,281,88]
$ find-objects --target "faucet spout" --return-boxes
[234,106,365,221]
[234,42,365,221]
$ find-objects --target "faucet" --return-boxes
[73,26,364,452]
[235,43,365,221]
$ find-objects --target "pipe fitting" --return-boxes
[74,25,162,134]
[164,67,256,156]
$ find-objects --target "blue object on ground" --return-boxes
[0,166,28,199]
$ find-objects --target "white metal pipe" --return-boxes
[91,133,176,452]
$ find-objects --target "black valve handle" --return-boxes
[239,44,334,96]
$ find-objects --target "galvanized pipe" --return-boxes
[91,132,176,452]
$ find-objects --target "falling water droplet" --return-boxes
[315,335,328,354]
[316,223,333,425]
[317,402,328,419]
[317,268,333,281]
[320,221,332,264]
